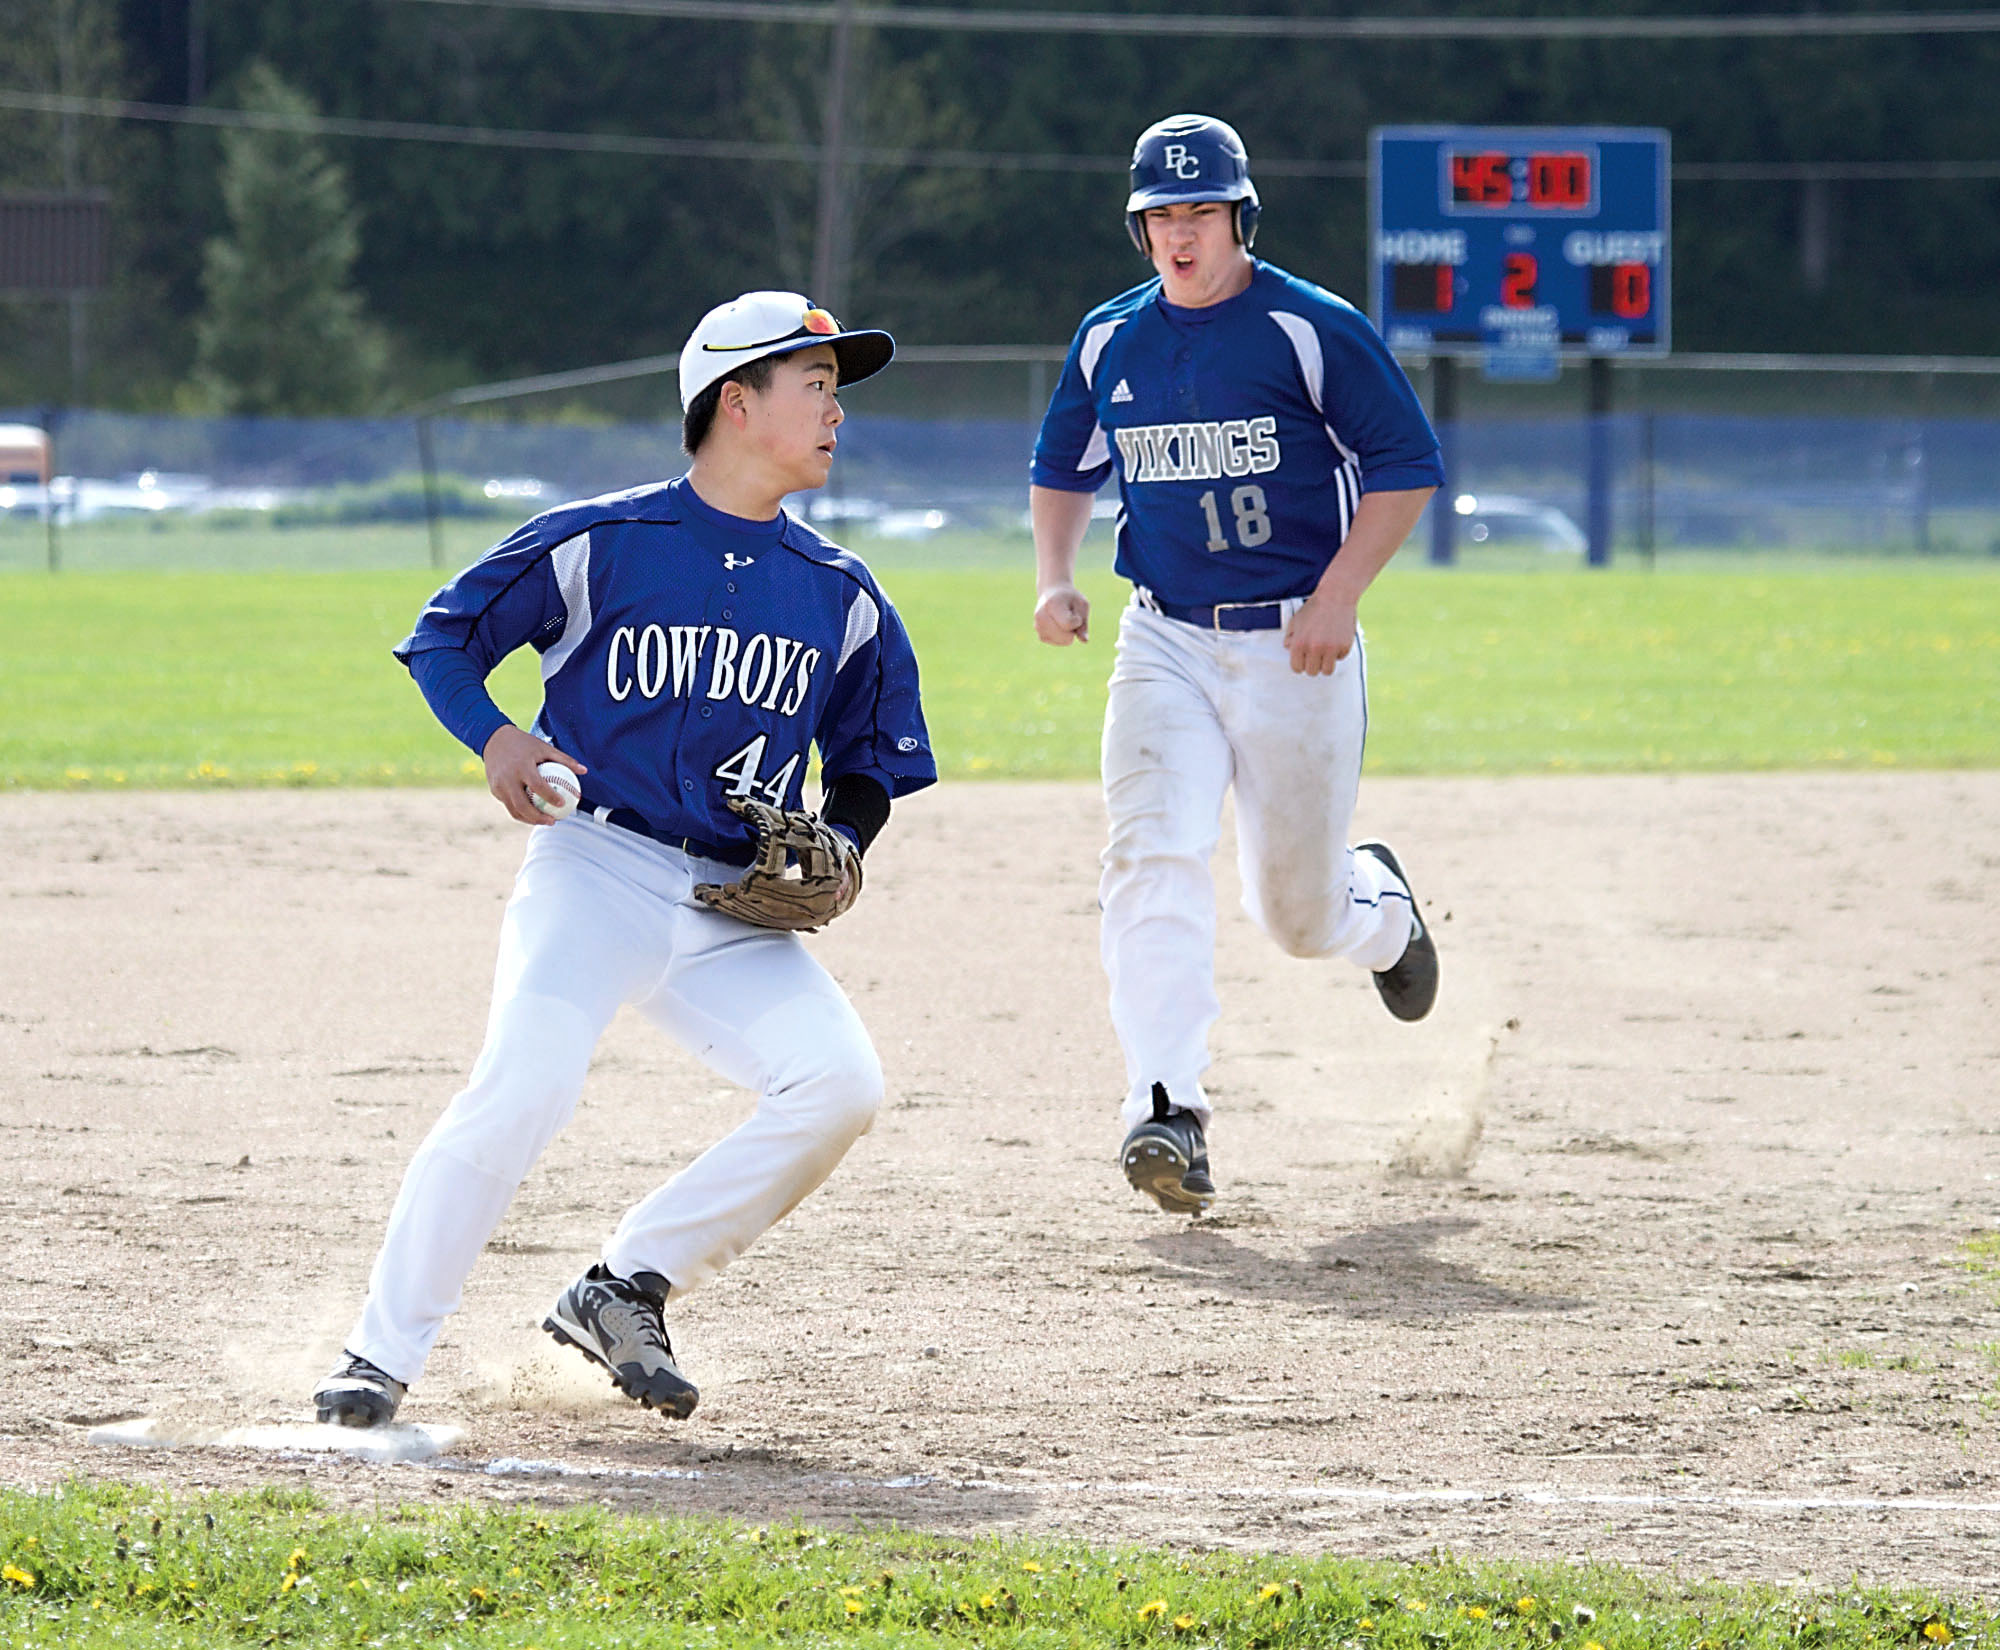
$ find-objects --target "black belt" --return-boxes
[1150,596,1289,632]
[580,800,755,868]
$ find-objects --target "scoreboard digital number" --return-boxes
[1369,125,1670,360]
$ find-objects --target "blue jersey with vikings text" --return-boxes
[1031,261,1443,607]
[394,476,935,855]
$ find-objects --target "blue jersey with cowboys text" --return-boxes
[395,476,935,855]
[1032,261,1443,607]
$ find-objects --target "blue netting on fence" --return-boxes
[8,406,1999,554]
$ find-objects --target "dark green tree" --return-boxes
[191,61,384,415]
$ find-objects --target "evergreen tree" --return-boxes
[192,61,385,415]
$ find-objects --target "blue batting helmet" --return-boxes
[1125,113,1260,254]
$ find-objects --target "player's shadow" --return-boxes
[1137,1216,1583,1318]
[507,1433,1039,1531]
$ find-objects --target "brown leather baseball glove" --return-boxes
[692,795,862,931]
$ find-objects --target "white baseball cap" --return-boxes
[678,290,895,409]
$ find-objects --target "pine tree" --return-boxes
[193,62,385,415]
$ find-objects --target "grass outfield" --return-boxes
[2,557,1995,788]
[1,1484,1990,1648]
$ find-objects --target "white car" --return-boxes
[1451,491,1585,554]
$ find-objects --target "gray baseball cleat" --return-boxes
[1357,840,1439,1022]
[1121,1082,1215,1215]
[313,1351,407,1428]
[544,1264,699,1419]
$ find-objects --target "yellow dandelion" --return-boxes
[469,1586,490,1603]
[1585,1641,1607,1650]
[1466,1605,1489,1619]
[2,1564,36,1589]
[839,1586,864,1598]
[1359,1617,1376,1631]
[1405,1597,1428,1612]
[288,1548,307,1569]
[1517,1595,1538,1614]
[279,1574,297,1594]
[845,1598,864,1616]
[1022,1560,1043,1573]
[1173,1613,1196,1630]
[1138,1598,1167,1621]
[1260,1582,1284,1601]
[1924,1625,1954,1645]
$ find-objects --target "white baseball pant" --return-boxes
[1101,599,1413,1132]
[347,814,881,1386]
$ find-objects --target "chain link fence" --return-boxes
[7,354,2000,572]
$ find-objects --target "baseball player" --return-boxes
[313,291,935,1427]
[1031,114,1444,1217]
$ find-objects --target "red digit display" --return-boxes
[1589,261,1653,318]
[1610,261,1649,317]
[1449,151,1513,206]
[1500,252,1538,308]
[1389,262,1455,314]
[1526,152,1591,208]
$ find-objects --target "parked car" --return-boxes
[1451,491,1585,554]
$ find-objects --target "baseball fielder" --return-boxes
[1031,115,1444,1216]
[314,292,935,1427]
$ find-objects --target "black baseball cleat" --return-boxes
[1120,1082,1216,1215]
[313,1351,407,1428]
[544,1264,699,1419]
[1357,840,1439,1022]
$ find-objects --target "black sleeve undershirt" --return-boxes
[821,773,891,856]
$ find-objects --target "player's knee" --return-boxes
[814,1041,884,1141]
[1266,912,1333,958]
[435,996,594,1168]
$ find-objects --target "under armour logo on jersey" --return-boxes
[723,553,756,569]
[1163,143,1201,179]
[1110,378,1134,404]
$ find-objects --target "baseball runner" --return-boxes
[1031,114,1444,1217]
[313,291,935,1427]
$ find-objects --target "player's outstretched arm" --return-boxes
[1031,484,1096,645]
[1286,486,1436,677]
[483,724,588,825]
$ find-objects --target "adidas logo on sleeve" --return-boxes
[1109,378,1134,404]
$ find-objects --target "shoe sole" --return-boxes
[1357,840,1439,1022]
[314,1393,397,1429]
[543,1308,699,1419]
[1122,1135,1213,1216]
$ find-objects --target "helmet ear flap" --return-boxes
[1127,212,1150,256]
[1236,199,1260,248]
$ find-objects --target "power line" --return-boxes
[392,0,2000,42]
[11,91,2000,182]
[0,88,816,162]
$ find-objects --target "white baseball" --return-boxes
[531,760,581,820]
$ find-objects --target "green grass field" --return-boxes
[2,549,1995,788]
[1,1483,1989,1649]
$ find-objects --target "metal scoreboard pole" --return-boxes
[1370,126,1671,568]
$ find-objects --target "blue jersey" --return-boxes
[1031,261,1443,607]
[395,477,935,857]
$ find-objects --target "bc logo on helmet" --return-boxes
[1162,144,1202,179]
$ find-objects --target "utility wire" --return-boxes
[390,0,2000,41]
[10,91,2000,181]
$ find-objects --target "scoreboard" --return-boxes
[1369,125,1670,361]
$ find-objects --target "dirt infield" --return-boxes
[3,776,1997,1594]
